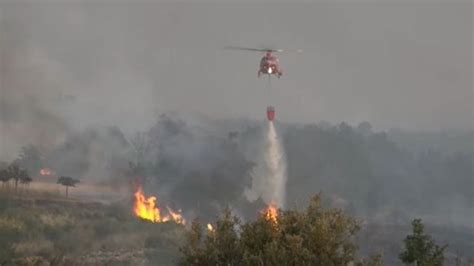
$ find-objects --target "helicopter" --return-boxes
[225,46,302,78]
[225,46,302,121]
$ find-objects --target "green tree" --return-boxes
[180,196,380,266]
[0,168,10,189]
[19,171,32,191]
[180,209,242,266]
[204,208,241,265]
[399,219,446,266]
[17,145,43,175]
[57,176,80,197]
[180,220,206,265]
[6,164,27,193]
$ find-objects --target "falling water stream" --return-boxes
[265,121,287,207]
[245,121,288,208]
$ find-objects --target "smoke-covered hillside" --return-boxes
[284,122,473,227]
[7,115,473,226]
[3,114,474,264]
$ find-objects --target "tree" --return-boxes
[180,196,380,266]
[6,164,27,193]
[399,219,447,266]
[0,168,10,189]
[19,172,32,191]
[16,145,42,175]
[181,209,242,266]
[57,176,80,197]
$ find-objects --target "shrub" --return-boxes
[180,196,379,266]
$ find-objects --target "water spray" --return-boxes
[265,121,287,207]
[245,121,288,208]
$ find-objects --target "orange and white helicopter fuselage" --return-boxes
[258,51,283,78]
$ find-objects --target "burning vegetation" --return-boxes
[1,115,471,264]
[263,202,278,223]
[133,185,185,225]
[39,168,53,176]
[179,196,385,265]
[207,223,214,232]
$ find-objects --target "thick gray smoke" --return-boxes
[1,2,472,165]
[0,0,471,230]
[2,111,473,262]
[1,3,472,264]
[128,114,257,219]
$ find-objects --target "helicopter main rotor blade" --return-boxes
[273,49,303,53]
[224,46,268,52]
[224,46,303,53]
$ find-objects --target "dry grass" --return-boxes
[0,216,25,232]
[39,213,75,228]
[0,190,186,265]
[13,239,55,257]
[29,181,130,203]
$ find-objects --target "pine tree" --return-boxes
[399,219,447,266]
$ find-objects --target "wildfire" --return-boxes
[134,186,162,222]
[263,202,278,223]
[207,223,214,232]
[39,168,53,176]
[164,206,186,225]
[133,186,185,225]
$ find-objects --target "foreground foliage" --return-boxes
[399,219,447,266]
[180,196,382,266]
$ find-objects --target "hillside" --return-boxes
[0,191,186,265]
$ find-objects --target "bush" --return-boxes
[180,196,380,266]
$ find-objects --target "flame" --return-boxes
[207,223,214,232]
[133,186,186,224]
[39,168,53,176]
[268,67,273,74]
[263,202,278,223]
[165,206,186,225]
[134,186,162,222]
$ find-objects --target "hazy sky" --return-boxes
[0,1,472,158]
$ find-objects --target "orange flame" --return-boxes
[39,168,53,176]
[134,186,162,222]
[133,186,186,225]
[263,202,278,223]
